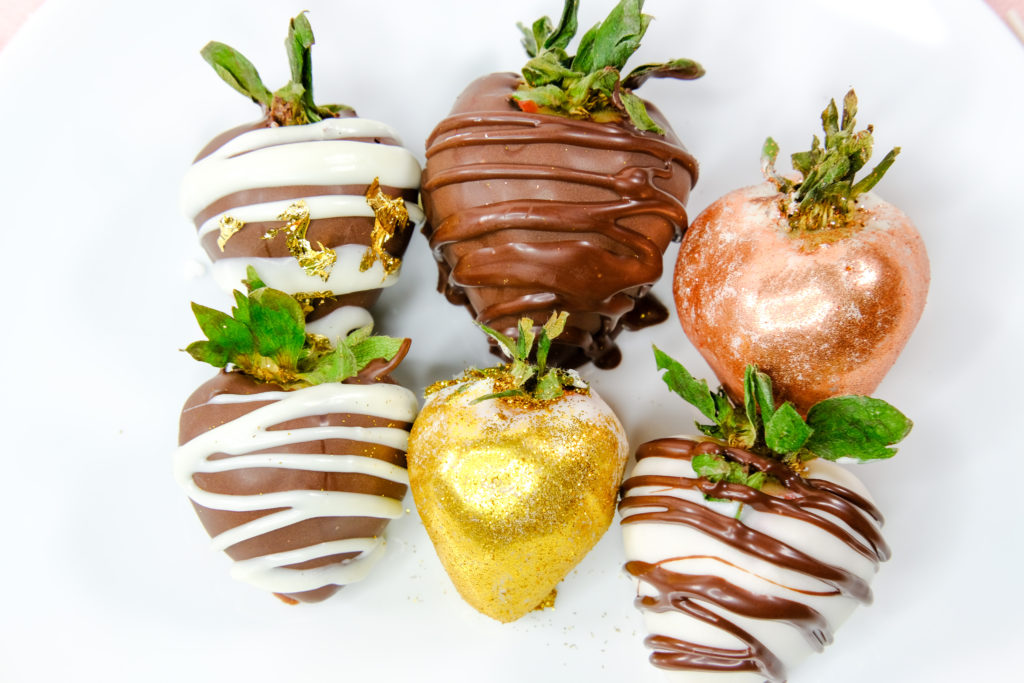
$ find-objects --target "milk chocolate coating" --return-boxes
[190,112,417,321]
[178,345,412,604]
[422,73,698,368]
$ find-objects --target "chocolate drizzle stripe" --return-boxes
[621,437,890,677]
[620,492,872,602]
[425,113,699,182]
[223,136,402,160]
[428,199,672,259]
[193,184,418,230]
[628,561,833,650]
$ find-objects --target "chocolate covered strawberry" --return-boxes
[406,313,628,622]
[422,0,703,369]
[174,268,419,603]
[675,90,929,413]
[620,348,911,681]
[181,13,422,320]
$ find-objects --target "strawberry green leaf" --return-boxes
[201,14,346,126]
[191,302,254,357]
[544,0,580,52]
[518,17,549,57]
[535,370,566,400]
[750,365,776,423]
[764,89,900,232]
[200,41,272,108]
[522,51,580,87]
[184,271,404,389]
[472,388,529,404]
[764,402,812,454]
[742,366,761,436]
[350,335,404,371]
[513,0,702,130]
[804,396,912,461]
[618,89,663,134]
[571,0,650,73]
[243,265,267,292]
[184,340,231,368]
[653,346,718,424]
[248,288,305,364]
[622,58,705,89]
[692,452,766,491]
[477,322,517,359]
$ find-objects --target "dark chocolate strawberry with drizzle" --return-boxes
[421,0,703,368]
[180,13,422,321]
[175,268,419,604]
[620,348,912,681]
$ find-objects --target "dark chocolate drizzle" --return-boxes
[421,72,697,368]
[619,438,889,680]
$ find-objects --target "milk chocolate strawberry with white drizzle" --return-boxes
[620,349,912,681]
[175,268,419,604]
[422,0,703,368]
[181,13,422,320]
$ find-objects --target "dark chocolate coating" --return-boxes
[422,73,698,368]
[178,347,412,604]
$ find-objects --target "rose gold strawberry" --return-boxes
[674,90,928,413]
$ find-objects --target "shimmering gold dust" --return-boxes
[263,200,337,281]
[407,378,627,623]
[361,177,409,277]
[216,215,245,251]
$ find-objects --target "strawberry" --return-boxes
[620,348,912,681]
[674,90,929,413]
[406,313,628,622]
[421,0,703,369]
[174,267,419,603]
[180,13,422,321]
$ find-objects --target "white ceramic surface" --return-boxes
[0,1,1020,681]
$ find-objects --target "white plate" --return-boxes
[1,0,1021,681]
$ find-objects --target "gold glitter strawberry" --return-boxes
[406,313,628,622]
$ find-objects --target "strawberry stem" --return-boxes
[762,89,900,232]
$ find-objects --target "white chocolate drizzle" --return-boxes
[174,381,419,594]
[180,117,424,298]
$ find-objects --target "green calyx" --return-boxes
[470,312,587,403]
[512,0,704,133]
[762,89,900,233]
[184,266,405,389]
[652,346,913,471]
[200,12,352,126]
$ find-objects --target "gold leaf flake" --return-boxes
[361,178,409,278]
[216,215,245,251]
[292,290,335,315]
[262,200,337,281]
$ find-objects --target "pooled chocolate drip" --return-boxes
[422,72,697,368]
[620,438,888,680]
[177,353,415,604]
